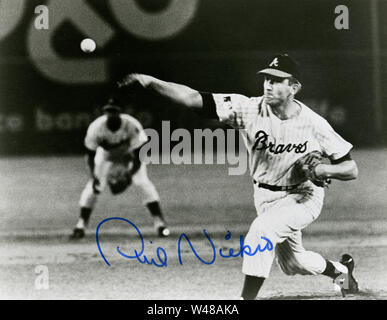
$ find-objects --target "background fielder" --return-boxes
[118,54,360,299]
[71,100,170,239]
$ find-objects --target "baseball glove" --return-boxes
[107,163,132,195]
[292,151,331,188]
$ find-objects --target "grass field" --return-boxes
[0,149,387,300]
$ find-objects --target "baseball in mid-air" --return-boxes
[80,38,96,53]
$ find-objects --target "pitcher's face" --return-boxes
[263,75,292,107]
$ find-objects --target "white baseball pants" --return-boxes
[242,181,327,278]
[79,147,160,209]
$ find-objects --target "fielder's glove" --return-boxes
[107,163,132,195]
[292,151,331,188]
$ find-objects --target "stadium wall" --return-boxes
[0,0,386,155]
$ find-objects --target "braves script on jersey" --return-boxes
[213,94,352,186]
[85,114,148,161]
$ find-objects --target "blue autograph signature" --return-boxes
[96,217,273,268]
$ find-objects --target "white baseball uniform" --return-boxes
[79,114,160,208]
[212,94,353,278]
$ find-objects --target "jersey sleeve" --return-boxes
[84,120,100,151]
[316,119,353,160]
[130,128,148,151]
[212,94,254,129]
[125,116,148,151]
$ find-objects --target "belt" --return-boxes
[253,180,300,191]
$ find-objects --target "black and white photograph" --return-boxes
[0,0,386,309]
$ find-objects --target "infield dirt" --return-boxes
[1,149,386,299]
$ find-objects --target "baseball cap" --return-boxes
[257,54,300,80]
[102,98,122,112]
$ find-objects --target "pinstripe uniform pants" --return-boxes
[242,181,327,278]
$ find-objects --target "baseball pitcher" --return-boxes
[118,54,359,299]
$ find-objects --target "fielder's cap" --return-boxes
[257,54,300,80]
[102,98,122,112]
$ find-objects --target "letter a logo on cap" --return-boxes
[269,58,279,67]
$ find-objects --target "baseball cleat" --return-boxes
[153,216,170,237]
[158,226,170,238]
[333,254,359,297]
[69,227,85,240]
